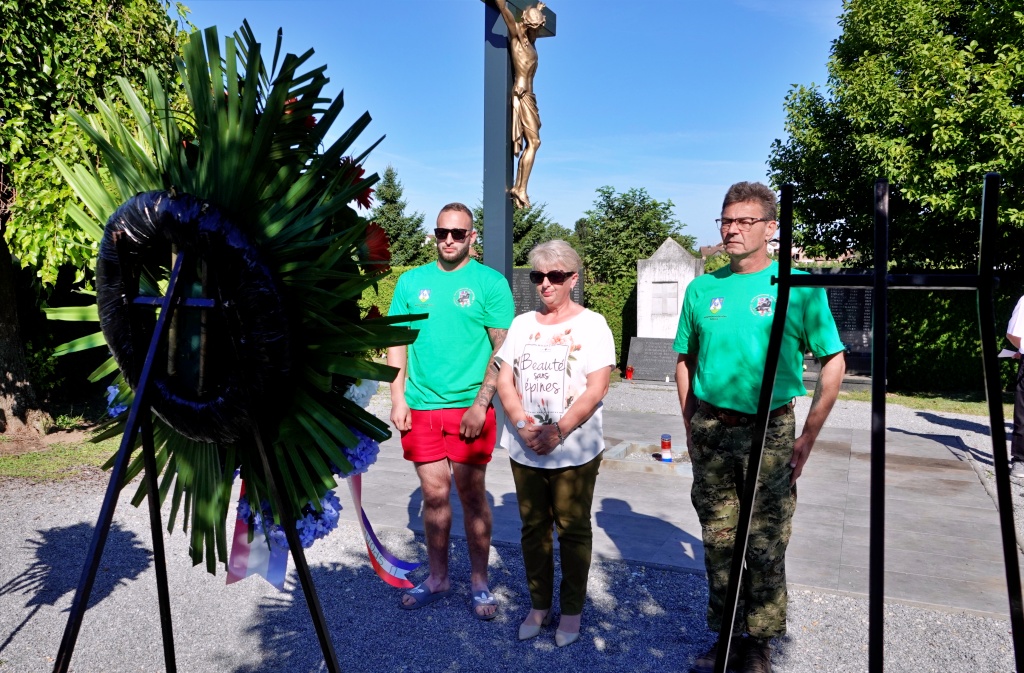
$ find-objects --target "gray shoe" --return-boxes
[1010,461,1024,483]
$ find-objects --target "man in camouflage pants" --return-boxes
[674,182,845,673]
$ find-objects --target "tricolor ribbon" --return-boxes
[347,473,419,588]
[226,481,289,591]
[226,475,418,590]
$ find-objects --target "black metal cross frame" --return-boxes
[714,174,1024,673]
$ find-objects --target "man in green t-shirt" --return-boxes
[387,202,514,620]
[674,182,845,673]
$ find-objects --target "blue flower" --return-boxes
[334,428,379,477]
[236,490,341,550]
[105,385,128,417]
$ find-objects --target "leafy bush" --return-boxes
[886,287,1022,392]
[584,279,636,368]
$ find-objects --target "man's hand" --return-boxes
[460,405,487,440]
[791,350,845,485]
[390,399,412,433]
[789,432,814,484]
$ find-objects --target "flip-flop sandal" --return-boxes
[399,582,451,610]
[471,590,500,621]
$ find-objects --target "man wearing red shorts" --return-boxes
[387,202,514,619]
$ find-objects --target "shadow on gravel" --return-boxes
[0,521,151,654]
[911,410,1011,455]
[596,498,703,569]
[233,537,715,673]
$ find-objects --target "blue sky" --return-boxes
[178,0,844,247]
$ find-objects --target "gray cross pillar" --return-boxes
[481,1,556,279]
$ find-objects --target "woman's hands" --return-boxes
[518,422,561,455]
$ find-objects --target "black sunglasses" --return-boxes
[529,270,575,285]
[434,227,471,242]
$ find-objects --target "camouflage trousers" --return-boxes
[689,404,797,639]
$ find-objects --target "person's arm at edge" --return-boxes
[675,352,697,451]
[387,345,411,432]
[1008,332,1021,351]
[460,326,509,439]
[791,350,845,484]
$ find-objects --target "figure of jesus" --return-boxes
[494,0,546,210]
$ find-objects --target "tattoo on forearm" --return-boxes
[472,328,508,409]
[475,383,497,408]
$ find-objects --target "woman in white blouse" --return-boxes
[496,240,615,647]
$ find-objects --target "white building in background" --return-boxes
[636,238,703,338]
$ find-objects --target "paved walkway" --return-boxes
[351,409,1021,618]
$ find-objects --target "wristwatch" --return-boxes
[516,419,527,430]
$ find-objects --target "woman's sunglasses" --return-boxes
[434,227,471,242]
[529,270,575,285]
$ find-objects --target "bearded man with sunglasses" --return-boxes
[674,182,845,673]
[387,202,514,620]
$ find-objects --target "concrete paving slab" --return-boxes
[836,565,1008,614]
[841,525,1012,563]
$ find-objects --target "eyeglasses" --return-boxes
[529,270,575,285]
[434,227,471,242]
[716,217,770,232]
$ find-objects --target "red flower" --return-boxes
[339,156,374,209]
[284,97,317,129]
[360,222,391,272]
[364,305,382,320]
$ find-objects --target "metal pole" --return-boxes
[140,412,177,672]
[974,173,1024,672]
[868,178,889,673]
[252,429,342,673]
[715,184,795,672]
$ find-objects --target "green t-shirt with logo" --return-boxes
[389,260,514,409]
[673,261,845,414]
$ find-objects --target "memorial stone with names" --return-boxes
[511,267,583,315]
[810,268,872,375]
[625,337,679,383]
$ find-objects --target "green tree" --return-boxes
[576,186,695,285]
[769,0,1024,270]
[0,0,185,432]
[473,201,564,265]
[368,165,430,266]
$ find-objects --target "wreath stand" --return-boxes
[53,242,343,673]
[713,173,1024,673]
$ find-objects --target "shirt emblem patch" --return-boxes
[750,294,774,317]
[454,288,475,307]
[418,289,431,303]
[709,297,724,314]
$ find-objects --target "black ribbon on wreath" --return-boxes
[96,189,292,444]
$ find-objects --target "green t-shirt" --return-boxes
[389,260,514,409]
[673,261,845,414]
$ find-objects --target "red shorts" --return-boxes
[400,407,496,465]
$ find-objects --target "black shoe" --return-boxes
[741,638,773,673]
[1010,461,1024,484]
[690,639,744,673]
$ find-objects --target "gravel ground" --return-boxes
[0,382,1019,672]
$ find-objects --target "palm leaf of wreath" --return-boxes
[47,24,421,573]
